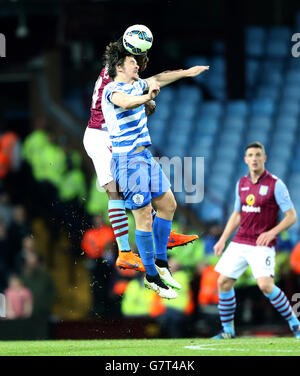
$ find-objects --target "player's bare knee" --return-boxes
[257,280,274,295]
[218,275,234,292]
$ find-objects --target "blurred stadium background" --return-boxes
[1,0,300,340]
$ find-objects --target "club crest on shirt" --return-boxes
[259,185,269,196]
[132,193,144,205]
[246,194,255,206]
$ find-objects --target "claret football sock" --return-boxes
[108,200,130,252]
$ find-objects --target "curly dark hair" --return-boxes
[103,40,131,79]
[103,38,149,79]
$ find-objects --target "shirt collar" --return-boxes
[247,169,268,184]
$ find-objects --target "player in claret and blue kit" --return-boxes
[213,142,300,339]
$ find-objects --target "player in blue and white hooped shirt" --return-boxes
[102,41,209,299]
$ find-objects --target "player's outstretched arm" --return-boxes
[111,81,160,110]
[256,207,297,247]
[214,210,241,257]
[146,66,209,88]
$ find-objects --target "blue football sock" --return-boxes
[135,230,157,276]
[153,216,172,262]
[218,288,236,334]
[108,200,130,251]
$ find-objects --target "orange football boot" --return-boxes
[116,251,146,272]
[167,230,199,249]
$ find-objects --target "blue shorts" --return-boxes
[111,149,171,210]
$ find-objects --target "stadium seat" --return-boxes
[222,116,245,132]
[282,85,300,100]
[196,117,219,135]
[199,199,224,223]
[278,100,300,116]
[173,102,197,120]
[211,56,226,73]
[275,115,298,133]
[267,26,291,42]
[271,131,295,148]
[218,132,242,148]
[248,115,272,131]
[156,86,174,102]
[154,102,170,120]
[250,99,275,115]
[260,71,283,87]
[266,40,289,58]
[225,100,248,117]
[245,26,266,57]
[246,59,260,86]
[215,147,239,162]
[266,161,288,180]
[290,159,300,173]
[256,86,280,101]
[177,85,202,103]
[285,70,300,86]
[246,131,268,146]
[199,102,223,117]
[261,59,284,74]
[169,119,193,134]
[148,118,167,134]
[245,26,266,41]
[211,160,235,178]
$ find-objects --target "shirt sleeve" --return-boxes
[234,181,241,212]
[139,78,148,92]
[104,83,126,103]
[274,179,294,213]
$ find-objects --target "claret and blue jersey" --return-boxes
[233,169,294,247]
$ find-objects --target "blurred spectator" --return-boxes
[22,116,50,166]
[5,274,33,320]
[0,192,13,227]
[7,204,31,262]
[58,150,87,203]
[86,175,109,218]
[291,240,300,275]
[81,214,115,259]
[121,275,154,317]
[0,221,10,290]
[154,258,191,338]
[21,248,55,320]
[0,131,21,172]
[14,235,36,273]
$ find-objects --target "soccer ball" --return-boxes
[123,24,153,55]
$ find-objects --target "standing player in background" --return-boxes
[101,41,209,298]
[213,141,300,339]
[83,39,198,273]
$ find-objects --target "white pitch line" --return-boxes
[185,342,300,353]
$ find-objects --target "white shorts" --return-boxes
[83,127,113,187]
[214,241,276,280]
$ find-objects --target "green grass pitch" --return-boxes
[0,337,299,356]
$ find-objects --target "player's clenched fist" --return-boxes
[148,81,160,99]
